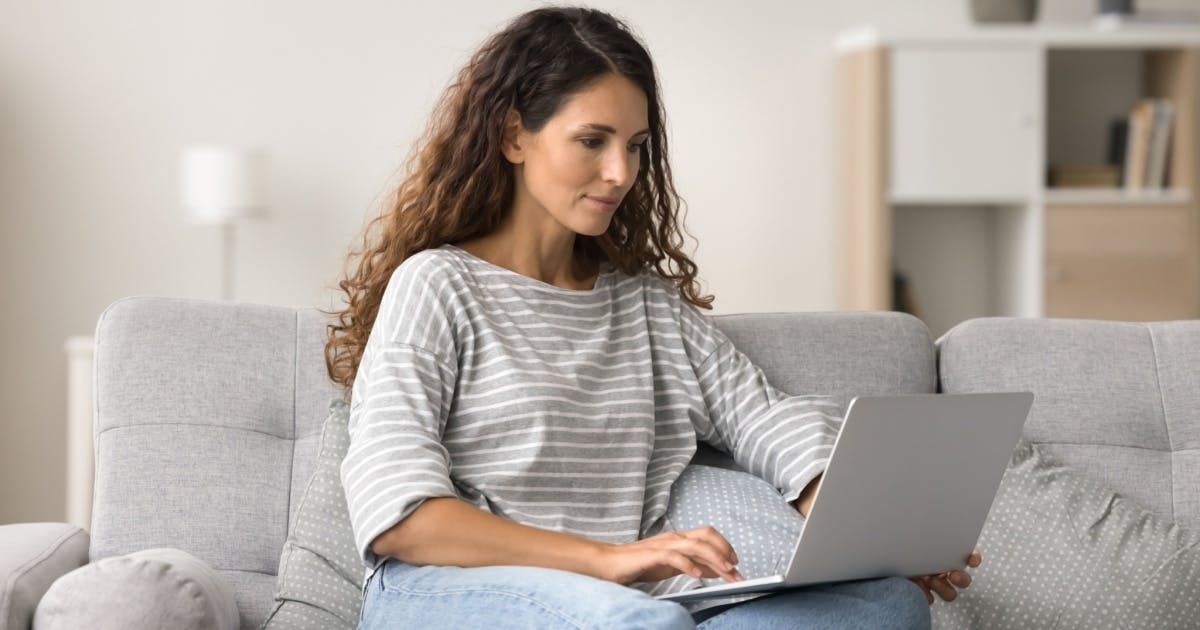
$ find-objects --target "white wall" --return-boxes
[0,0,1183,523]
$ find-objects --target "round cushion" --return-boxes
[33,547,238,630]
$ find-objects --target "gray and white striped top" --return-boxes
[341,244,843,596]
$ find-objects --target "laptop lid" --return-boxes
[784,392,1033,585]
[657,392,1032,602]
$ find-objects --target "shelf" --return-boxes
[836,24,1200,53]
[838,31,1199,325]
[890,194,1030,207]
[1043,187,1192,205]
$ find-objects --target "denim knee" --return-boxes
[362,560,694,630]
[872,577,930,630]
[603,595,695,630]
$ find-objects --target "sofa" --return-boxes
[2,296,1197,629]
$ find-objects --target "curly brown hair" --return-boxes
[322,6,714,397]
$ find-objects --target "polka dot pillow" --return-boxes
[931,440,1200,629]
[662,463,805,614]
[261,399,363,629]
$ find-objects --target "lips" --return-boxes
[585,195,620,212]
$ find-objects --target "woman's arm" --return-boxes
[790,474,822,518]
[370,497,603,574]
[688,336,842,505]
[371,496,744,585]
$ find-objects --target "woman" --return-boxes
[325,7,977,628]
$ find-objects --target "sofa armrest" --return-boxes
[0,523,89,630]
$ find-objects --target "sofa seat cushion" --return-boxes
[262,399,362,629]
[931,440,1200,629]
[33,547,238,630]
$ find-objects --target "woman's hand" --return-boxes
[592,526,745,585]
[909,549,982,604]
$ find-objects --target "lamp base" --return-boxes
[221,222,236,302]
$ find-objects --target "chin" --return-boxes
[576,221,612,237]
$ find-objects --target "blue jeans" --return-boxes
[357,559,930,629]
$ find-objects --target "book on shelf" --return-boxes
[1118,97,1174,192]
[1123,99,1154,191]
[1107,118,1127,174]
[1048,164,1120,188]
[1145,99,1174,190]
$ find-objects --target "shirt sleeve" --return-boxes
[340,254,462,570]
[668,286,844,503]
[691,337,843,503]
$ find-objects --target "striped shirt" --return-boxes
[341,243,843,596]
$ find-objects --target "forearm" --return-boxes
[791,474,822,518]
[371,496,610,578]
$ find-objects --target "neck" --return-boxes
[455,226,598,291]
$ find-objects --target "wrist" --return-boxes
[581,540,616,582]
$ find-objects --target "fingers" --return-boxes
[909,576,934,605]
[927,574,958,602]
[967,549,982,568]
[677,529,743,583]
[685,526,739,566]
[947,570,971,589]
[656,549,704,579]
[661,528,743,583]
[908,567,974,606]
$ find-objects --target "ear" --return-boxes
[500,108,525,165]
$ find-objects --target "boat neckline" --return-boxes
[440,244,618,294]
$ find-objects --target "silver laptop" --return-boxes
[656,392,1033,603]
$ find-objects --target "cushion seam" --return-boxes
[96,422,290,441]
[86,560,278,577]
[1145,324,1176,522]
[1032,441,1192,454]
[283,539,361,597]
[213,567,278,577]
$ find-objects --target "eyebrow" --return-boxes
[579,123,651,137]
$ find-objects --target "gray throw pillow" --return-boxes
[932,440,1200,629]
[261,398,362,630]
[33,547,238,630]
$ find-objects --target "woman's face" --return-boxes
[505,72,650,237]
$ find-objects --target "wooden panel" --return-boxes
[1146,49,1198,193]
[1045,203,1199,320]
[838,47,890,310]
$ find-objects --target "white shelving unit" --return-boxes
[836,24,1200,337]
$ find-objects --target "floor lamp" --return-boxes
[180,146,269,301]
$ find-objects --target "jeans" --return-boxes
[357,559,930,629]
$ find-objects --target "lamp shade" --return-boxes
[180,146,269,225]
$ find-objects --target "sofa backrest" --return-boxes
[695,311,938,468]
[91,297,935,628]
[91,297,342,627]
[938,317,1200,528]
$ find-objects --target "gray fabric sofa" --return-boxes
[2,296,1196,629]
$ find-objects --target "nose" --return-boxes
[601,144,637,189]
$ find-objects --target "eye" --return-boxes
[628,141,647,154]
[580,137,603,149]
